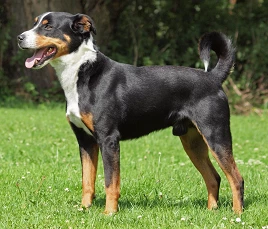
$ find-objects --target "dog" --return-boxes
[18,12,244,214]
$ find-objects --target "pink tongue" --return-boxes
[25,49,46,68]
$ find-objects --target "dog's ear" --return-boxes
[71,14,96,36]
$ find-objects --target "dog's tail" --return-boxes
[199,32,235,83]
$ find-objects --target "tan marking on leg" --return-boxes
[81,144,99,207]
[180,127,220,210]
[81,113,94,133]
[104,173,120,215]
[211,153,244,214]
[190,122,244,213]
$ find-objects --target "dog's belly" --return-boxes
[119,116,170,140]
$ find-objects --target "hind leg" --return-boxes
[195,119,244,214]
[180,126,221,209]
[207,141,244,213]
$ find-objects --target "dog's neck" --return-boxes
[50,36,97,122]
[51,36,97,79]
[50,36,97,99]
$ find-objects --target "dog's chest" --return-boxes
[54,64,92,136]
[66,80,92,135]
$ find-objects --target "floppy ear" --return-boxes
[71,14,96,36]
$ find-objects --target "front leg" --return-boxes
[71,124,99,208]
[100,135,120,214]
[80,142,99,208]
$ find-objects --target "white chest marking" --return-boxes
[50,37,97,135]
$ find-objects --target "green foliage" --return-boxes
[1,1,267,109]
[24,82,39,97]
[0,69,12,99]
[22,80,64,103]
[0,4,12,100]
[110,1,231,66]
[107,0,268,110]
[231,1,268,84]
[0,106,268,228]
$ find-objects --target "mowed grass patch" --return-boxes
[0,105,267,228]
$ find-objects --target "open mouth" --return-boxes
[25,46,57,68]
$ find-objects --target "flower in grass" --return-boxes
[222,217,227,220]
[181,217,186,221]
[248,159,263,165]
[235,217,241,223]
[262,226,268,229]
[236,159,244,165]
[137,215,142,219]
[65,188,70,192]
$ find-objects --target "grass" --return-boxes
[0,104,267,228]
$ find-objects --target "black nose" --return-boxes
[17,34,25,42]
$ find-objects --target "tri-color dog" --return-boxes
[18,12,244,214]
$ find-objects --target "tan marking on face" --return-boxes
[42,19,48,25]
[81,113,94,133]
[63,34,71,43]
[36,35,69,58]
[34,17,38,23]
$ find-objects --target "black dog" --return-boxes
[18,12,244,214]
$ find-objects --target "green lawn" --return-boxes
[0,105,267,228]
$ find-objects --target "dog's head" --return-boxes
[17,12,96,69]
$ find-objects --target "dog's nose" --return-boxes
[17,34,25,42]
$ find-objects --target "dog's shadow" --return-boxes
[91,195,223,211]
[86,192,264,212]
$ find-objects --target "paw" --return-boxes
[81,194,95,208]
[103,209,117,216]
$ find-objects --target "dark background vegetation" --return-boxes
[0,0,267,113]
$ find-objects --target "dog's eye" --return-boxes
[44,24,53,30]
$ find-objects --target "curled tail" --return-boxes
[199,32,235,83]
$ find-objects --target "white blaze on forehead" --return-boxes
[20,12,51,49]
[32,12,51,30]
